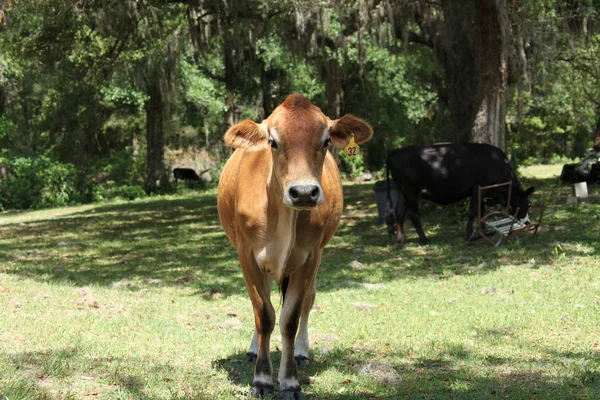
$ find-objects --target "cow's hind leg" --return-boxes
[245,330,259,364]
[278,253,320,399]
[393,194,408,244]
[405,189,429,244]
[239,251,276,397]
[294,282,315,369]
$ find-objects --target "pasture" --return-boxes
[1,165,599,400]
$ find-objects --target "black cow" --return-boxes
[173,167,201,182]
[386,143,535,244]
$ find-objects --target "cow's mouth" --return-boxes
[291,205,318,211]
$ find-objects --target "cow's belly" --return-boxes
[421,187,469,205]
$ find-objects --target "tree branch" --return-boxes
[405,29,435,48]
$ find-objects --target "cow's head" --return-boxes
[511,186,535,223]
[224,93,373,209]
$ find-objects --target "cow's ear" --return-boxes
[329,114,373,149]
[524,186,535,196]
[224,120,267,149]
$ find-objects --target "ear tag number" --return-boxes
[344,134,360,157]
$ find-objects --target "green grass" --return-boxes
[1,166,599,399]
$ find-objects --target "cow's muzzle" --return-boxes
[286,183,324,208]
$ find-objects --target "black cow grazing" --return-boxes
[386,143,535,244]
[173,167,201,182]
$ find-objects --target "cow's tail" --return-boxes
[281,276,290,305]
[386,157,392,210]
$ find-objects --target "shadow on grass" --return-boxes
[1,347,218,400]
[213,340,600,399]
[3,339,598,399]
[0,178,598,297]
[314,178,599,292]
[0,192,246,297]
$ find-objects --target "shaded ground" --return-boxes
[1,177,598,295]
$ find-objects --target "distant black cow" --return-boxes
[386,143,535,244]
[173,167,201,182]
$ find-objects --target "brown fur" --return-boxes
[224,120,267,149]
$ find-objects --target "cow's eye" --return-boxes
[323,138,331,148]
[268,137,279,150]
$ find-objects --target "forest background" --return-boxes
[0,0,599,210]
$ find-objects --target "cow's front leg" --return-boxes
[466,190,479,241]
[278,255,319,400]
[239,251,276,398]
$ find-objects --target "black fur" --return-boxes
[281,276,290,305]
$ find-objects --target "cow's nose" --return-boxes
[288,185,321,207]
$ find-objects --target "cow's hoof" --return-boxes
[279,389,306,400]
[251,384,274,398]
[295,355,309,369]
[245,352,257,364]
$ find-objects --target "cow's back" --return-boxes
[461,143,515,185]
[388,143,516,205]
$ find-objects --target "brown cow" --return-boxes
[217,94,373,399]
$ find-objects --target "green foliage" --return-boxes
[101,85,148,111]
[82,180,107,204]
[0,155,78,209]
[100,148,146,187]
[0,117,15,141]
[1,0,600,209]
[339,150,365,180]
[118,184,147,201]
[520,156,540,167]
[179,57,227,130]
[548,153,575,165]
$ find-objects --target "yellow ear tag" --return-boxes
[344,134,360,157]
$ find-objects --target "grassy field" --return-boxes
[1,165,599,400]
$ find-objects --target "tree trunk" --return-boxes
[145,83,168,192]
[261,63,274,118]
[224,38,235,127]
[325,57,343,119]
[438,0,476,143]
[594,109,600,152]
[21,99,35,154]
[471,0,508,150]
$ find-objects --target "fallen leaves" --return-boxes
[76,287,99,309]
[356,360,402,386]
[351,302,376,310]
[218,318,243,330]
